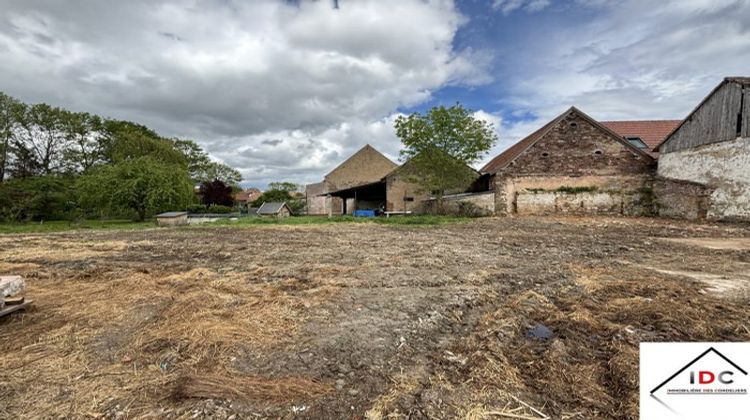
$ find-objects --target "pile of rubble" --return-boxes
[0,275,32,317]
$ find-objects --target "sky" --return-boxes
[1,0,749,188]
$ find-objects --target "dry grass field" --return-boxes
[1,216,749,419]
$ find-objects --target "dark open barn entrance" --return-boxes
[326,180,386,214]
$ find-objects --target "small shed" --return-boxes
[156,211,189,226]
[257,202,292,218]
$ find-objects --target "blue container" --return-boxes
[353,209,376,217]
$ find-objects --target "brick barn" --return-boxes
[305,145,398,215]
[482,107,662,216]
[654,77,750,221]
[307,145,486,215]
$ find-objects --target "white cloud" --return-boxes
[0,0,492,187]
[209,114,405,187]
[492,0,551,15]
[496,0,750,146]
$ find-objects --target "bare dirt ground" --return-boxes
[1,216,749,419]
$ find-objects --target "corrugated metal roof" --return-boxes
[257,202,290,214]
[156,212,188,218]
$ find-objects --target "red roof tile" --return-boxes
[601,120,681,156]
[234,188,262,203]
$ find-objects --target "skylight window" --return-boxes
[626,137,648,149]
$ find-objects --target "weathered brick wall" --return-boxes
[658,137,750,220]
[305,182,327,215]
[492,112,656,215]
[497,113,655,178]
[305,182,344,215]
[306,145,397,215]
[653,177,713,220]
[385,175,429,213]
[423,192,495,216]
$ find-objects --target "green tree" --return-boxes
[77,157,194,221]
[100,120,185,166]
[0,175,75,221]
[267,181,300,193]
[62,112,104,172]
[251,189,293,207]
[394,104,497,202]
[0,93,23,182]
[251,183,304,214]
[12,103,70,176]
[171,139,242,185]
[200,161,242,186]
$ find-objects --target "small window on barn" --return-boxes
[593,149,603,155]
[626,137,648,149]
[569,122,578,129]
[404,196,414,202]
[541,152,550,158]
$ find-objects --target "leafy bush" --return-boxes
[76,157,194,221]
[187,204,208,213]
[206,204,233,214]
[187,204,233,214]
[251,189,293,207]
[0,176,77,222]
[252,186,304,215]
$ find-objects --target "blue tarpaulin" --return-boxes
[353,210,376,217]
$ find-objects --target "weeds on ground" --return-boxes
[0,219,153,234]
[207,215,470,227]
[0,215,471,234]
[0,266,337,418]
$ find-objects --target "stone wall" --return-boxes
[492,110,656,216]
[653,178,713,220]
[515,190,652,216]
[657,137,750,220]
[421,192,495,216]
[496,175,653,215]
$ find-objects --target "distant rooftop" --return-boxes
[600,120,682,156]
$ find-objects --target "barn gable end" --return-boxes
[486,107,656,216]
[657,78,750,153]
[499,108,654,177]
[325,144,398,190]
[656,78,750,221]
